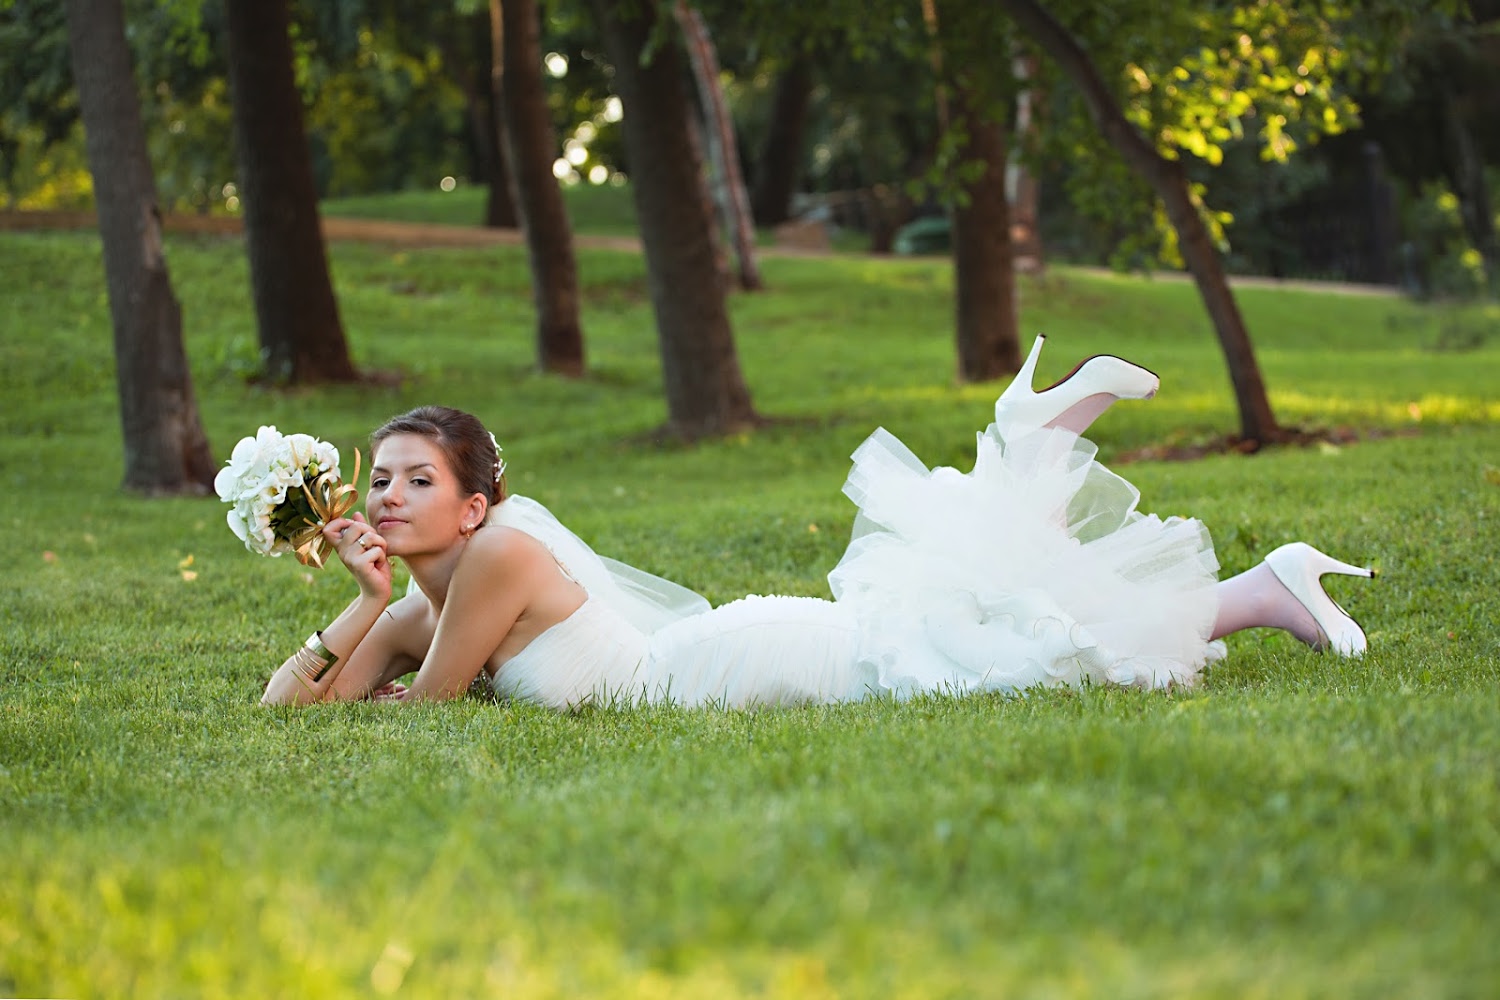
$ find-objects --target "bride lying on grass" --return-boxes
[261,337,1375,709]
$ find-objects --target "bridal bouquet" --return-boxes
[214,426,361,568]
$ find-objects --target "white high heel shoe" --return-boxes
[1264,542,1376,657]
[993,335,1161,436]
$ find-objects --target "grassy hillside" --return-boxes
[1,224,1497,998]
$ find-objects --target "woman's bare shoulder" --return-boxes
[445,525,573,628]
[460,524,555,573]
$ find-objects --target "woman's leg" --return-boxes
[1211,545,1374,656]
[1211,563,1323,644]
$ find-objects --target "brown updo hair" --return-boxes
[371,406,507,507]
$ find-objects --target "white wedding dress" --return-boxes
[485,420,1224,710]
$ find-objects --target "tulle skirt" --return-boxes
[828,425,1223,694]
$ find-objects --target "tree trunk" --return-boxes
[1007,51,1044,269]
[866,184,915,255]
[476,79,519,228]
[223,0,356,384]
[921,0,949,128]
[63,0,216,496]
[998,0,1282,445]
[494,0,586,375]
[462,8,518,229]
[684,106,732,285]
[591,0,759,438]
[750,55,813,227]
[674,0,763,291]
[951,87,1021,381]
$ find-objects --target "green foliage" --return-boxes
[1401,175,1500,299]
[1034,0,1476,272]
[1,0,497,208]
[1115,3,1361,166]
[144,76,236,213]
[2,224,1499,993]
[300,22,468,197]
[698,0,928,65]
[0,118,92,209]
[0,0,78,202]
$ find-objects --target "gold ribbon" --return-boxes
[287,449,362,568]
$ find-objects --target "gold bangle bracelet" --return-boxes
[289,647,325,683]
[302,631,339,681]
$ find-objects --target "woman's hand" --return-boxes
[371,681,409,702]
[324,512,392,603]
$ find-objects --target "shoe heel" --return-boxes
[994,334,1047,427]
[1292,543,1375,581]
[998,336,1045,401]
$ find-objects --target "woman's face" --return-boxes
[367,433,484,558]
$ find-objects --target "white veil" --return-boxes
[486,494,710,633]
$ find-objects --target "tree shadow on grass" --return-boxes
[1115,425,1424,463]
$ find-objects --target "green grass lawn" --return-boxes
[320,182,643,239]
[2,224,1498,998]
[319,183,877,252]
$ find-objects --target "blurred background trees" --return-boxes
[3,0,1495,441]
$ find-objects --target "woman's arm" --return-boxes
[401,530,542,702]
[261,512,399,706]
[260,593,392,705]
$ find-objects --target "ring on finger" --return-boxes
[358,535,370,550]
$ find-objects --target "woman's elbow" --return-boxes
[259,674,320,707]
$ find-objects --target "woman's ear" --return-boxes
[465,493,489,529]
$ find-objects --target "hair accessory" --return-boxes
[487,431,506,482]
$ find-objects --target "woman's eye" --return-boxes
[371,478,389,488]
[412,477,431,487]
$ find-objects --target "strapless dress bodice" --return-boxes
[489,597,649,710]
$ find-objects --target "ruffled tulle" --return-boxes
[829,425,1222,692]
[488,495,711,632]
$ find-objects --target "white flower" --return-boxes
[312,440,341,478]
[215,426,286,500]
[281,433,340,484]
[284,433,318,471]
[226,505,251,544]
[228,496,277,555]
[255,477,289,508]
